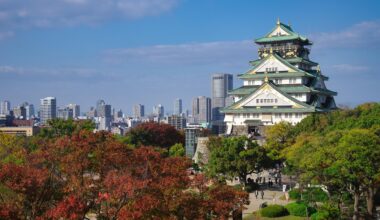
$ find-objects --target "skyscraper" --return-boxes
[153,104,164,118]
[22,102,35,119]
[211,73,233,121]
[0,100,11,115]
[40,97,57,124]
[192,96,211,124]
[13,105,27,119]
[67,104,80,118]
[133,104,144,118]
[174,98,182,115]
[96,99,105,117]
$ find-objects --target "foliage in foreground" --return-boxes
[0,131,248,219]
[260,204,289,218]
[283,102,380,219]
[206,136,272,186]
[285,202,316,217]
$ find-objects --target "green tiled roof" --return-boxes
[250,57,318,67]
[228,84,337,96]
[255,22,310,44]
[245,53,306,75]
[224,81,314,112]
[238,71,315,79]
[221,107,317,114]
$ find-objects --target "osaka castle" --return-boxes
[222,19,337,135]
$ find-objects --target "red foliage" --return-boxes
[128,122,184,148]
[0,130,248,219]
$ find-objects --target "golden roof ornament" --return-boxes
[277,18,280,25]
[270,47,273,54]
[264,72,269,83]
[316,65,321,73]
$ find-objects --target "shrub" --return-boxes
[288,188,329,202]
[311,211,329,220]
[305,188,329,202]
[285,202,316,217]
[260,204,288,218]
[289,189,301,200]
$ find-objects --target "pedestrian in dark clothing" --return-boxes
[261,190,264,199]
[255,190,258,199]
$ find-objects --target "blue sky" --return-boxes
[0,0,379,114]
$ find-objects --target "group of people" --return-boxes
[254,190,265,200]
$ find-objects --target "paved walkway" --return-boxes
[243,187,291,217]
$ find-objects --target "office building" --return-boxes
[67,104,80,118]
[168,115,186,130]
[174,98,182,115]
[133,104,145,118]
[24,103,35,119]
[57,107,73,120]
[13,106,26,119]
[153,104,164,118]
[192,96,211,124]
[211,73,233,121]
[40,97,57,124]
[0,100,11,115]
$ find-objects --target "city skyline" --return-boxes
[0,1,379,112]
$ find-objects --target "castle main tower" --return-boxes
[222,19,337,135]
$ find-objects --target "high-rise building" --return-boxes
[168,115,186,130]
[86,107,96,118]
[13,106,26,119]
[67,104,80,118]
[0,100,11,115]
[153,104,164,118]
[133,104,144,118]
[98,104,111,118]
[211,73,233,121]
[192,96,211,124]
[40,97,57,124]
[22,103,35,119]
[174,98,182,115]
[222,19,337,135]
[57,107,73,120]
[96,99,105,117]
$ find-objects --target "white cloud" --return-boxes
[0,0,178,29]
[104,40,256,67]
[0,31,13,40]
[311,21,380,49]
[331,64,370,73]
[0,65,118,81]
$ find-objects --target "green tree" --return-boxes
[206,136,271,186]
[39,118,95,138]
[169,143,185,157]
[264,121,294,162]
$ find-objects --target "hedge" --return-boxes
[285,202,316,217]
[311,211,329,220]
[288,188,328,202]
[260,204,289,218]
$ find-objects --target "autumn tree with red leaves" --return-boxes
[127,122,184,148]
[0,130,248,219]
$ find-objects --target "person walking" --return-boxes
[255,190,258,199]
[261,190,264,199]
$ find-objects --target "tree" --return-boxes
[169,143,185,157]
[127,122,184,148]
[264,121,294,162]
[39,118,95,138]
[207,136,271,186]
[0,129,248,219]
